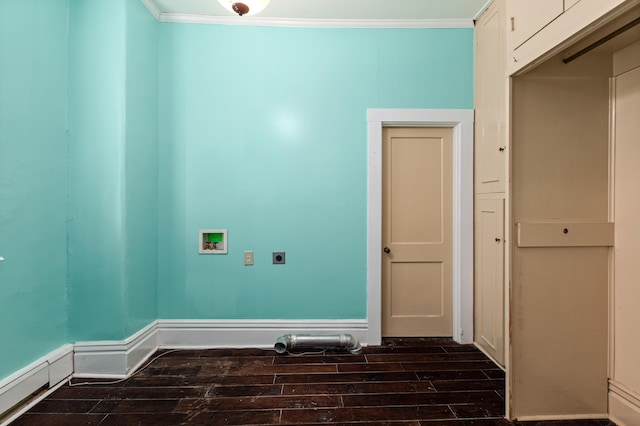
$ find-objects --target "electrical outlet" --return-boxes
[272,252,285,264]
[244,251,254,266]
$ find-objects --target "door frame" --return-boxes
[367,109,474,345]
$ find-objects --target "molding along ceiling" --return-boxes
[141,0,492,27]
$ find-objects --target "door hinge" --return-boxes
[510,17,515,32]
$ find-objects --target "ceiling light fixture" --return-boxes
[217,0,271,16]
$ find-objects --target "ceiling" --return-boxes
[145,0,491,24]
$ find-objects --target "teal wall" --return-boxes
[0,0,473,384]
[67,0,127,341]
[157,25,473,319]
[123,0,159,336]
[0,0,69,378]
[67,0,158,341]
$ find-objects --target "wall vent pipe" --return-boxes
[274,334,362,355]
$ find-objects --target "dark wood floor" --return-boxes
[9,338,615,425]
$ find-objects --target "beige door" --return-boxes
[474,198,504,365]
[382,127,453,337]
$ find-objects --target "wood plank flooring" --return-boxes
[9,338,615,425]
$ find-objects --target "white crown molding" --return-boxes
[139,0,161,20]
[157,13,473,28]
[473,0,495,21]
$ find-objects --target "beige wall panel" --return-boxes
[517,222,614,247]
[613,65,640,399]
[522,52,613,79]
[512,77,609,222]
[511,74,610,418]
[512,247,609,418]
[613,39,640,77]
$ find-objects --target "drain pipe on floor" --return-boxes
[274,334,362,354]
[274,334,362,355]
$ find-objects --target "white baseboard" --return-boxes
[157,319,369,349]
[515,414,609,421]
[72,319,368,377]
[610,380,640,426]
[0,377,68,426]
[73,321,158,378]
[0,344,73,417]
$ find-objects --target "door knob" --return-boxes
[383,247,391,254]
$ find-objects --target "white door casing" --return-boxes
[367,109,474,345]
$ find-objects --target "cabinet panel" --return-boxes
[612,60,640,417]
[509,0,630,75]
[511,0,564,48]
[512,77,610,222]
[565,0,581,10]
[474,198,505,366]
[510,67,610,420]
[517,222,614,247]
[511,247,608,417]
[475,0,507,194]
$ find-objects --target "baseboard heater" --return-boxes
[274,334,362,355]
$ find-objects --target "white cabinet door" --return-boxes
[475,0,507,194]
[511,0,564,48]
[474,198,505,366]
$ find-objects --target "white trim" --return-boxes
[0,344,73,418]
[515,414,610,421]
[46,345,74,387]
[473,0,495,21]
[139,0,161,20]
[0,379,68,426]
[367,109,475,345]
[156,13,473,29]
[157,319,369,348]
[70,319,367,378]
[73,321,158,378]
[610,380,640,426]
